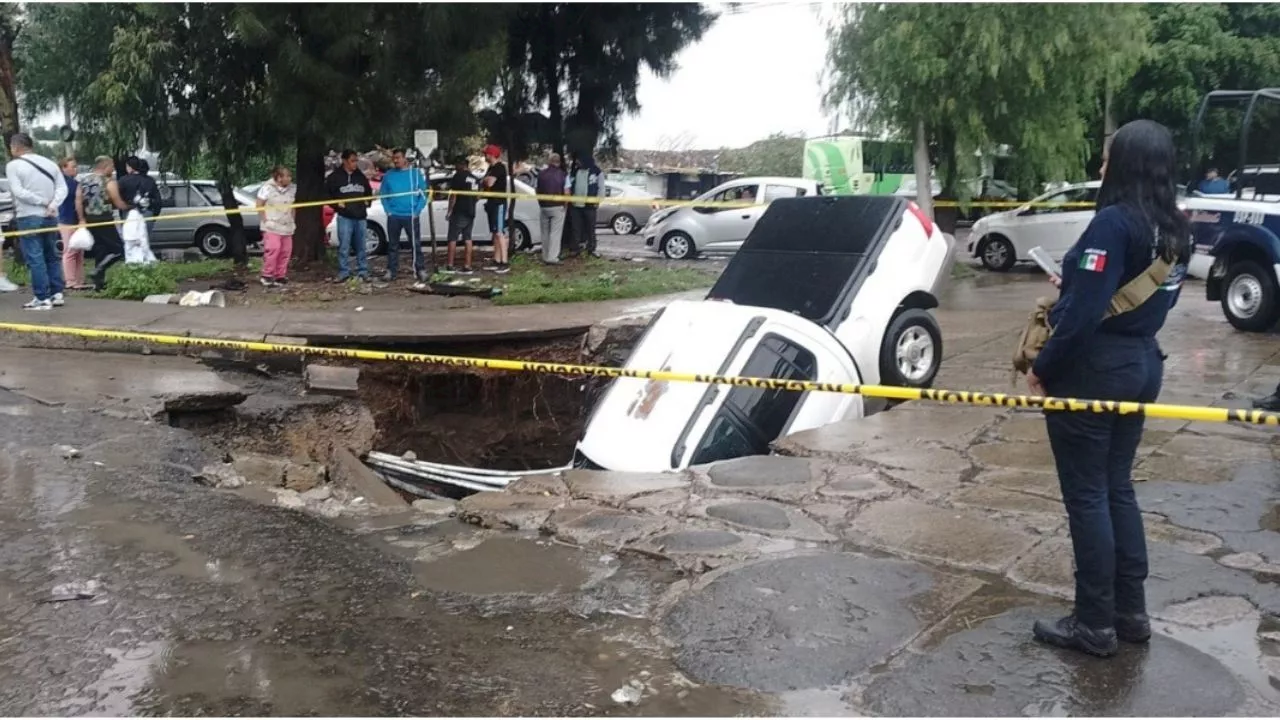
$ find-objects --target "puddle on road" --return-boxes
[412,536,598,596]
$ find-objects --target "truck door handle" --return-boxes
[741,214,751,219]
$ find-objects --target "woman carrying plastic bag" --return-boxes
[118,156,162,265]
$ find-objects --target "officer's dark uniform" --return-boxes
[1032,204,1188,641]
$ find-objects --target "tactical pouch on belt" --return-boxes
[1011,256,1172,384]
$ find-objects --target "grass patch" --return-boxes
[492,255,713,306]
[949,261,978,280]
[2,252,260,300]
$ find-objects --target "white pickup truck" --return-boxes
[575,194,955,473]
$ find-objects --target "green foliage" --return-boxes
[3,256,29,286]
[93,264,176,300]
[718,134,806,177]
[825,4,1149,194]
[1114,3,1280,173]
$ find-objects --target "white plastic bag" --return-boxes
[122,210,157,265]
[68,226,94,252]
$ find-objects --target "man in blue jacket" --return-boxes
[378,148,430,281]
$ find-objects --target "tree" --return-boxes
[718,134,806,177]
[504,5,716,156]
[0,4,19,143]
[17,4,509,266]
[1113,3,1280,175]
[825,3,1149,214]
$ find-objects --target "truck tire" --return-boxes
[880,308,943,389]
[1221,259,1280,332]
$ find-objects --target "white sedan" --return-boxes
[966,181,1100,272]
[324,174,542,255]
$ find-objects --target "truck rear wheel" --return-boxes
[880,308,943,389]
[1221,260,1280,332]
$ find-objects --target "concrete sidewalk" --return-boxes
[0,291,699,345]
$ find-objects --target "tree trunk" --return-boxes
[218,177,249,269]
[293,133,328,266]
[912,119,934,219]
[0,24,20,144]
[1103,79,1117,156]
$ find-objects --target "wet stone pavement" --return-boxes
[1,270,1279,715]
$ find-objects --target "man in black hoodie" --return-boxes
[325,149,373,282]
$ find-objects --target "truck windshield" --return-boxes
[689,335,817,466]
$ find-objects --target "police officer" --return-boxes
[1025,119,1191,658]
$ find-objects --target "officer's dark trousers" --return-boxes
[1043,334,1163,629]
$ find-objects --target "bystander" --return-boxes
[5,133,67,310]
[482,145,511,274]
[379,148,429,282]
[442,156,480,277]
[536,152,568,265]
[325,149,373,283]
[567,150,605,259]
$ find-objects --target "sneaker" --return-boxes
[0,276,18,292]
[416,270,431,283]
[330,276,349,284]
[495,264,511,275]
[260,276,276,287]
[458,266,475,276]
[22,298,51,311]
[381,271,395,282]
[412,281,429,291]
[275,277,289,286]
[442,265,457,274]
[589,251,602,259]
[1032,615,1118,658]
[51,293,65,307]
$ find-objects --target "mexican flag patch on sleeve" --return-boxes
[1079,248,1108,272]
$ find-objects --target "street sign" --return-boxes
[414,130,438,158]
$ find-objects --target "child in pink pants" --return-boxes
[255,166,297,286]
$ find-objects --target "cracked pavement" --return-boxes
[1,267,1280,715]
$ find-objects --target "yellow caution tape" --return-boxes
[1,180,1091,241]
[0,321,1273,427]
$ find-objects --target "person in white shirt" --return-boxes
[4,133,67,310]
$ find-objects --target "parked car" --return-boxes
[152,179,262,256]
[578,194,954,472]
[324,173,542,255]
[642,177,823,259]
[599,182,657,235]
[966,181,1101,271]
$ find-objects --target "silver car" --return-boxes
[642,177,823,259]
[151,179,261,257]
[598,182,657,235]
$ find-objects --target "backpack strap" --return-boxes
[1104,256,1173,318]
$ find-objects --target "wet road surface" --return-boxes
[1,264,1279,715]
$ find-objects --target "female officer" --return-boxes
[1025,119,1191,657]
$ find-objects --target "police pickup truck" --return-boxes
[1185,89,1280,332]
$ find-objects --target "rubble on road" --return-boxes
[194,463,246,489]
[304,364,361,397]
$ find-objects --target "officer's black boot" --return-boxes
[1115,612,1151,644]
[1033,615,1118,657]
[1254,388,1280,411]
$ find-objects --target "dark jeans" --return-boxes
[17,216,63,300]
[87,218,125,290]
[569,205,597,254]
[386,215,425,278]
[1043,334,1163,629]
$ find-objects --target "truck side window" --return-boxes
[689,335,817,466]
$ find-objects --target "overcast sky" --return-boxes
[617,2,838,150]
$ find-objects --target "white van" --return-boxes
[577,194,954,472]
